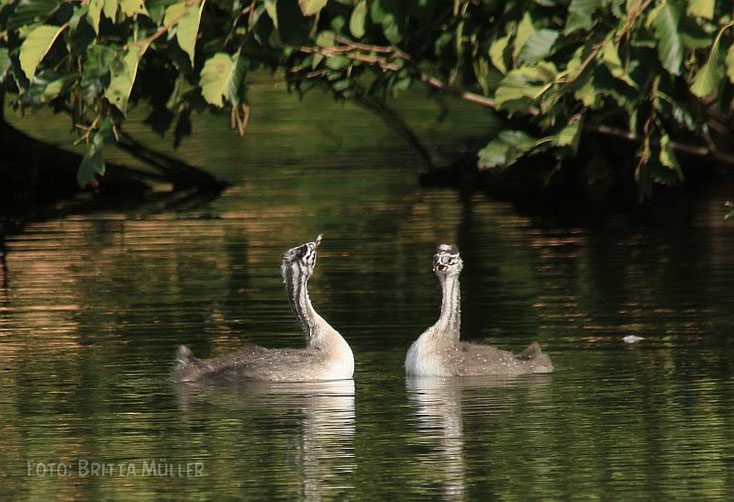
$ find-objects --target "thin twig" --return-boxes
[73,115,100,145]
[585,124,734,166]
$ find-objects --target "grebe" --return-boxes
[405,244,553,377]
[173,235,354,382]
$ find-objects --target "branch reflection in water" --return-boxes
[174,379,355,500]
[405,375,552,501]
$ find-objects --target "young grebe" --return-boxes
[405,244,553,377]
[173,235,354,382]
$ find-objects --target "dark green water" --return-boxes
[2,82,734,500]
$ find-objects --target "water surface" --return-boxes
[2,82,734,500]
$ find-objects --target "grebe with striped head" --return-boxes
[174,235,354,382]
[405,244,553,377]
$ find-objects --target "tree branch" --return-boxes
[585,124,734,166]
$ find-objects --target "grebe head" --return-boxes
[282,234,323,279]
[433,244,462,277]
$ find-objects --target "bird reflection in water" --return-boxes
[406,375,551,501]
[175,379,355,501]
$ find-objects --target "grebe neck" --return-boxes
[282,261,319,344]
[435,273,461,342]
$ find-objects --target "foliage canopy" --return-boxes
[1,0,733,194]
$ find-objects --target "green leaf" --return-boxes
[349,0,367,39]
[651,3,683,75]
[690,33,723,98]
[88,0,102,33]
[489,35,510,74]
[370,0,405,44]
[513,12,535,62]
[120,0,149,17]
[105,44,146,113]
[6,0,60,31]
[473,58,491,95]
[0,48,10,83]
[19,24,66,81]
[263,0,278,28]
[687,0,714,19]
[565,0,601,33]
[164,0,206,67]
[553,114,583,153]
[200,52,246,107]
[574,74,598,107]
[726,44,734,84]
[679,16,713,49]
[77,128,109,188]
[518,29,558,63]
[657,133,684,184]
[68,5,89,30]
[102,0,118,21]
[316,30,336,47]
[478,130,540,169]
[40,77,64,102]
[147,0,178,23]
[601,39,636,87]
[494,62,557,112]
[299,0,327,16]
[325,55,349,70]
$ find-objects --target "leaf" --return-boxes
[494,62,557,112]
[687,0,714,19]
[120,0,149,17]
[370,0,405,44]
[553,114,583,153]
[105,44,146,112]
[263,0,278,28]
[164,0,206,67]
[726,44,734,84]
[88,0,103,33]
[657,133,684,184]
[690,33,723,98]
[601,39,636,87]
[6,0,59,31]
[200,52,246,107]
[349,0,367,39]
[565,0,601,33]
[298,0,327,16]
[39,76,66,102]
[69,5,89,30]
[325,55,349,70]
[659,134,681,171]
[0,48,10,83]
[478,130,540,169]
[651,3,683,75]
[518,29,558,63]
[19,24,66,81]
[513,12,535,62]
[316,30,335,47]
[489,35,510,74]
[473,58,490,95]
[147,0,178,23]
[574,74,598,107]
[77,128,109,188]
[102,0,118,21]
[679,16,713,49]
